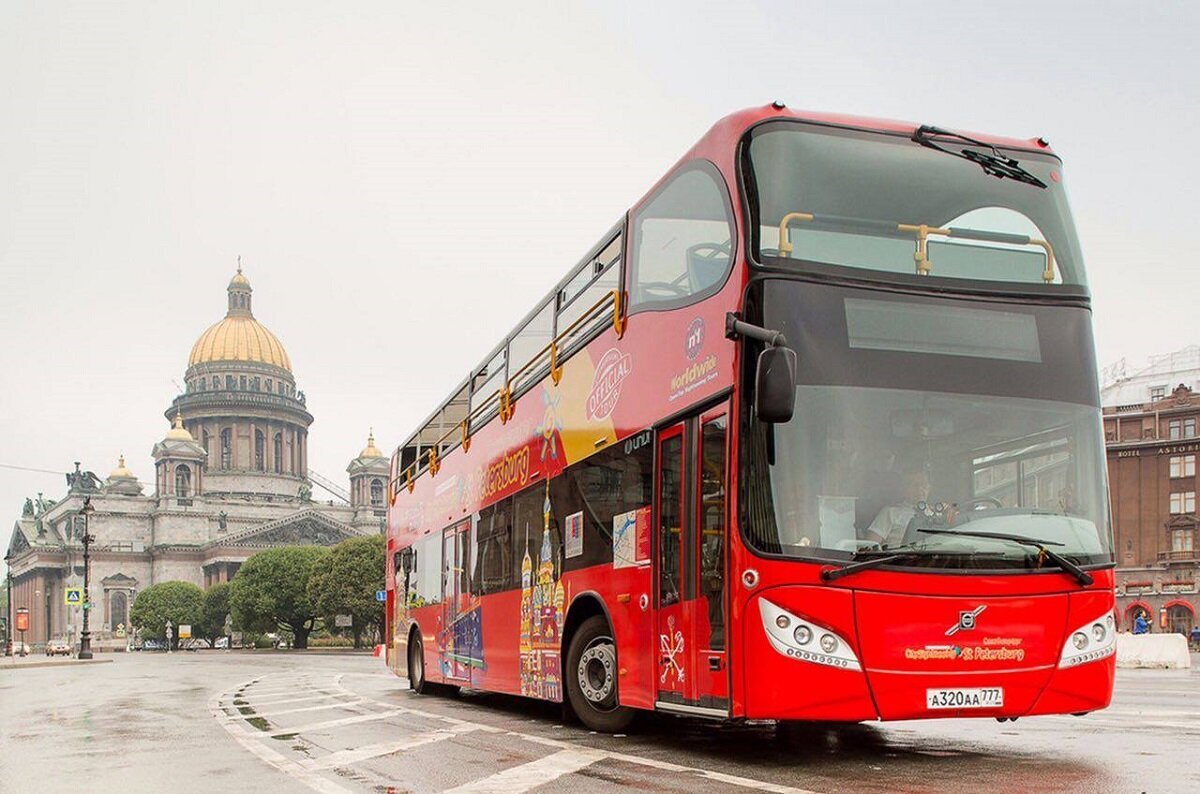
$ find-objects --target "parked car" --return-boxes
[136,638,166,651]
[10,641,32,656]
[45,638,72,657]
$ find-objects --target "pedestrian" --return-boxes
[1133,612,1150,635]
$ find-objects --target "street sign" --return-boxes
[64,587,83,606]
[178,624,192,639]
[375,590,387,602]
[334,614,353,628]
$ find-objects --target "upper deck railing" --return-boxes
[389,224,626,504]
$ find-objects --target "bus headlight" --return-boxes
[759,598,860,671]
[1060,612,1117,668]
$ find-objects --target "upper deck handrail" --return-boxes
[778,210,1057,284]
[390,287,625,503]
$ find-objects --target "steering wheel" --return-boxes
[687,241,732,260]
[961,497,1004,511]
[638,271,691,300]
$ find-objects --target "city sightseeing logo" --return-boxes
[685,317,705,361]
[587,348,632,421]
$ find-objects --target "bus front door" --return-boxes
[655,401,730,715]
[440,520,476,685]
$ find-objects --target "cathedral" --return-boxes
[5,268,389,649]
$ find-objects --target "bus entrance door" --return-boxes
[440,520,476,685]
[655,402,730,715]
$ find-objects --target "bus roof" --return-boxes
[391,104,1056,470]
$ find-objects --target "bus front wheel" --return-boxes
[565,615,634,733]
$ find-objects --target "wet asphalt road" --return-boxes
[1,652,1197,794]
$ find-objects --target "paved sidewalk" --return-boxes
[0,654,113,671]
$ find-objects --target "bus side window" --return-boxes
[629,161,735,311]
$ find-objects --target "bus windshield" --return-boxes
[742,279,1113,569]
[744,121,1088,289]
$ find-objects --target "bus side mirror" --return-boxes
[755,346,797,423]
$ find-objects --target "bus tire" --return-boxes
[565,615,634,733]
[409,632,428,694]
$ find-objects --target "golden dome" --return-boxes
[166,411,194,441]
[188,315,292,371]
[109,455,135,479]
[359,429,384,459]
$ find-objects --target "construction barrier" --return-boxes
[1115,633,1192,669]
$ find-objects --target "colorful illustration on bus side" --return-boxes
[660,614,685,685]
[613,506,651,569]
[519,483,566,700]
[534,389,565,463]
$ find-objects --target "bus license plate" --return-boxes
[926,687,1003,709]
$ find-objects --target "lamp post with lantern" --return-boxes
[77,497,96,660]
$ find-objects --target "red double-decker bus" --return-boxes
[385,104,1115,731]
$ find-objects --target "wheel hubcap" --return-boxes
[412,644,423,683]
[577,636,616,709]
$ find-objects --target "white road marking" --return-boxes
[209,682,351,794]
[255,708,410,738]
[300,723,479,771]
[218,672,827,794]
[238,692,342,707]
[442,747,606,793]
[226,698,367,720]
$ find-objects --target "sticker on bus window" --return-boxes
[565,511,584,559]
[613,506,651,568]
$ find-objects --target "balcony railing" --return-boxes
[1157,550,1199,563]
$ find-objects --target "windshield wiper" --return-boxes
[912,125,1047,189]
[821,551,926,582]
[917,527,1093,586]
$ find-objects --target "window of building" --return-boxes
[1170,455,1196,479]
[240,375,247,391]
[252,376,260,392]
[266,379,272,394]
[225,375,235,390]
[220,428,232,470]
[629,161,735,311]
[370,479,383,506]
[254,430,265,471]
[1169,417,1198,440]
[175,464,191,497]
[1150,385,1167,401]
[1170,491,1196,514]
[212,376,219,389]
[1172,528,1195,553]
[274,433,283,473]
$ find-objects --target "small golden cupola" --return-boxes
[165,411,194,441]
[105,454,144,496]
[359,429,384,459]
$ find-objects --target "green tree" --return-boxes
[130,581,204,649]
[199,582,233,643]
[230,545,329,649]
[307,534,385,648]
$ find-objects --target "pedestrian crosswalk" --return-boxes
[211,672,822,794]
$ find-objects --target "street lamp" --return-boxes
[4,552,12,657]
[77,497,96,660]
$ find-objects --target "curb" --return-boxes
[0,658,115,671]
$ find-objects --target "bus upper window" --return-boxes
[630,161,735,310]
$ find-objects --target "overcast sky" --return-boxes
[3,1,1198,564]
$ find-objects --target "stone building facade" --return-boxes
[5,268,391,649]
[1102,381,1200,635]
